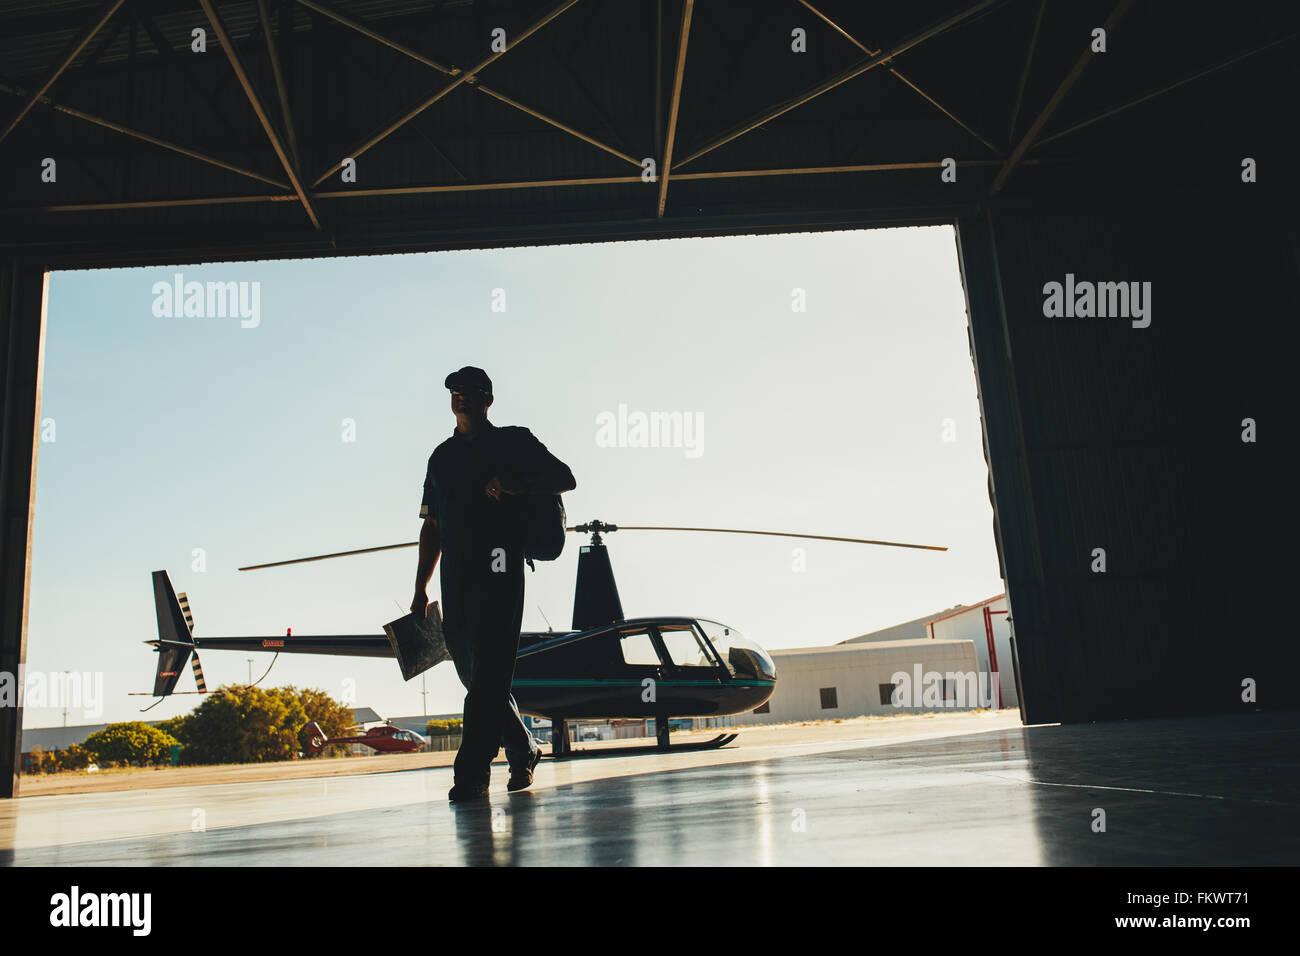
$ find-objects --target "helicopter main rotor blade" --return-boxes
[242,522,946,571]
[602,526,947,551]
[238,541,417,571]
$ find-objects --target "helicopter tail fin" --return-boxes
[299,721,327,756]
[151,570,195,697]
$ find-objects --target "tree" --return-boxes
[426,718,463,737]
[165,684,354,764]
[155,714,187,740]
[54,743,92,771]
[172,685,305,764]
[82,722,178,766]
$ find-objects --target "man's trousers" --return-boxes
[441,553,535,785]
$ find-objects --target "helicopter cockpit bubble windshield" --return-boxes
[696,619,777,682]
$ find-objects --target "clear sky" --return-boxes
[24,225,1003,728]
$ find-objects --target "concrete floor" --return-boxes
[3,712,1296,866]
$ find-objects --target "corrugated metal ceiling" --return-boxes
[0,0,1294,267]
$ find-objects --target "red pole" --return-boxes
[984,605,1002,709]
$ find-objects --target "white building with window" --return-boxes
[705,594,1019,726]
[723,638,982,725]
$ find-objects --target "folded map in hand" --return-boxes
[384,602,450,681]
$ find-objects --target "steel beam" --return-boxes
[653,0,664,160]
[1007,0,1046,142]
[199,0,322,229]
[671,159,1007,181]
[536,29,637,162]
[44,7,130,103]
[989,0,1135,196]
[0,82,291,189]
[310,0,582,187]
[10,159,1013,213]
[328,26,470,182]
[473,84,641,168]
[798,0,1001,154]
[28,193,295,212]
[1034,33,1297,150]
[135,6,244,145]
[675,0,1002,169]
[0,0,126,144]
[34,103,119,200]
[293,0,457,73]
[656,0,693,217]
[257,0,300,170]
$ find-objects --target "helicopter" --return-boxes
[142,520,946,756]
[298,720,428,756]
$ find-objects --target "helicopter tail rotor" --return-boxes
[148,570,198,697]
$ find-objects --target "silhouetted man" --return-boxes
[412,366,575,800]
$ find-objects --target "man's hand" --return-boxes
[485,474,520,500]
[411,588,429,618]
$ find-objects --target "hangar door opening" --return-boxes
[23,225,1010,731]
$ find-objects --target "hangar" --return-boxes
[2,0,1298,798]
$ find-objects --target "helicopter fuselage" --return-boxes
[513,616,776,720]
[153,614,778,722]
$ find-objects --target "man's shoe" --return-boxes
[447,781,490,802]
[506,747,542,792]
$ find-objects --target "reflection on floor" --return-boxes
[3,712,1296,865]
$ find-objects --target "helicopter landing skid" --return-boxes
[547,732,738,761]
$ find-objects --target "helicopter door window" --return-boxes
[657,625,716,669]
[619,629,661,667]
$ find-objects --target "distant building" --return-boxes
[21,722,125,754]
[838,606,963,645]
[350,707,383,726]
[723,639,982,725]
[702,595,1017,726]
[921,595,1017,708]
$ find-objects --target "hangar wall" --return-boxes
[0,262,47,798]
[957,207,1300,725]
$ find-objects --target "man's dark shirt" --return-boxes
[420,421,575,575]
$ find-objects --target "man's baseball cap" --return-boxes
[445,366,492,395]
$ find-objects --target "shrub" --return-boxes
[82,722,178,766]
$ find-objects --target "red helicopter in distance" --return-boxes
[299,720,428,756]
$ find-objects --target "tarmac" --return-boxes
[2,711,1296,866]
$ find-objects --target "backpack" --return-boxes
[523,493,566,569]
[494,424,570,569]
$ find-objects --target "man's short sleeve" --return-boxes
[420,454,437,521]
[503,426,575,495]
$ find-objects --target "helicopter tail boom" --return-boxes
[299,721,327,756]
